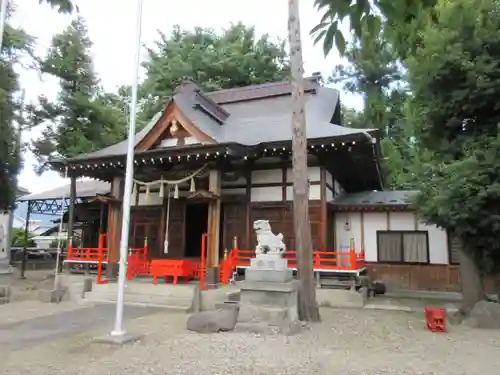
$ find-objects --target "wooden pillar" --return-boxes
[106,177,123,279]
[61,175,77,272]
[19,201,32,279]
[319,168,327,252]
[245,170,252,249]
[207,169,222,268]
[360,211,365,251]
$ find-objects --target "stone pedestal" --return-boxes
[237,254,300,335]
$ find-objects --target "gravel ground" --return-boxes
[1,305,500,375]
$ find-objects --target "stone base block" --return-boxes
[0,296,9,305]
[0,285,11,298]
[245,268,293,283]
[316,287,367,309]
[250,254,288,270]
[239,304,298,326]
[94,332,143,346]
[37,288,67,303]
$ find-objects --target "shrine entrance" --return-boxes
[184,202,208,258]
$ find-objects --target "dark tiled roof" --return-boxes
[63,77,375,162]
[331,190,419,206]
[206,77,318,104]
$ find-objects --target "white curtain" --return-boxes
[378,232,401,262]
[403,233,428,263]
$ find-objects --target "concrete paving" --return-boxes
[0,303,162,351]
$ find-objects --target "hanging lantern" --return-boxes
[159,181,165,198]
[174,184,179,199]
[190,178,196,193]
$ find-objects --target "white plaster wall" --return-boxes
[252,169,281,184]
[159,136,199,148]
[252,186,282,202]
[133,191,164,206]
[285,166,321,183]
[0,211,9,261]
[334,211,449,264]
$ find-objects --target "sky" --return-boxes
[12,0,361,194]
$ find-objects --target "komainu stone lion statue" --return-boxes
[253,220,286,256]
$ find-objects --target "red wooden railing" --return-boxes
[233,247,365,271]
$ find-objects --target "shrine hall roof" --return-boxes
[64,77,376,162]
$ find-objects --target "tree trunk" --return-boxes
[458,242,486,312]
[287,0,320,322]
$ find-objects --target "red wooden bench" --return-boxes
[150,259,196,285]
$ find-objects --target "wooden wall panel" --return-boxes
[249,201,321,251]
[222,202,247,251]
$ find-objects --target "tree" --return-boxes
[11,228,35,247]
[29,17,127,170]
[311,0,437,57]
[288,0,320,322]
[0,7,34,210]
[41,0,77,13]
[139,23,290,121]
[407,0,500,310]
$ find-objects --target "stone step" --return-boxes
[81,298,190,311]
[86,291,193,307]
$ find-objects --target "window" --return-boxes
[377,231,429,264]
[447,232,461,265]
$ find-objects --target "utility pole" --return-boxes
[287,0,320,321]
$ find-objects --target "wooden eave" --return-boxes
[86,194,121,205]
[329,203,413,212]
[187,190,220,201]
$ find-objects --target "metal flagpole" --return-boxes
[0,0,8,53]
[111,0,144,337]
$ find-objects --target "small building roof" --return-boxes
[331,190,419,210]
[18,179,110,202]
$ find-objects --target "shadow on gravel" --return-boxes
[0,303,163,350]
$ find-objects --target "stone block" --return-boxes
[0,296,9,305]
[245,268,293,283]
[240,280,297,293]
[250,254,288,270]
[239,304,298,326]
[240,289,297,308]
[94,332,143,346]
[316,288,367,309]
[0,285,10,298]
[463,300,500,329]
[186,308,239,333]
[214,301,240,311]
[38,288,66,303]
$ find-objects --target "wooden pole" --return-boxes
[288,0,320,321]
[20,200,31,279]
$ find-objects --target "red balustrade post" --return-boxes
[67,243,73,260]
[314,252,320,270]
[349,247,357,270]
[200,233,208,290]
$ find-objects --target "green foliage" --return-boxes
[407,0,500,157]
[0,9,34,209]
[29,17,127,170]
[406,0,500,274]
[11,228,35,247]
[415,136,500,272]
[329,29,404,133]
[40,0,77,13]
[139,23,290,120]
[312,0,437,57]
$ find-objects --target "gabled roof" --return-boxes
[63,77,374,162]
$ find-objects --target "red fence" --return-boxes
[65,233,366,288]
[233,247,365,271]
